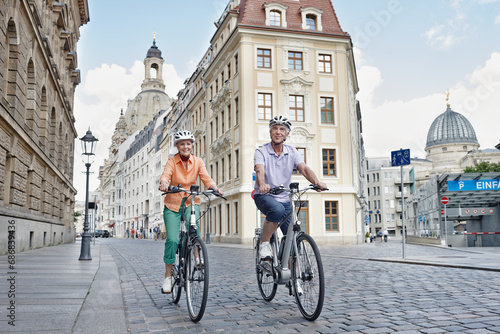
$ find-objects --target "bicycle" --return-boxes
[163,184,226,322]
[254,183,326,321]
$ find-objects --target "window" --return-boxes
[228,154,232,179]
[318,54,332,73]
[236,149,240,178]
[289,95,304,122]
[322,149,336,176]
[228,105,231,129]
[325,201,339,231]
[234,54,239,74]
[235,97,239,125]
[320,97,334,124]
[258,93,272,120]
[257,48,271,68]
[292,148,306,175]
[270,10,281,26]
[288,51,303,70]
[306,15,316,30]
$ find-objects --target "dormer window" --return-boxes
[270,10,281,26]
[300,7,323,31]
[306,15,316,30]
[264,3,288,28]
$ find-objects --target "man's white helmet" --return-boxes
[269,115,292,132]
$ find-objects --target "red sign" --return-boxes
[441,197,449,205]
[441,209,445,215]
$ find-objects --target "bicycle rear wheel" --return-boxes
[186,237,209,322]
[255,238,277,301]
[291,233,324,321]
[171,247,182,304]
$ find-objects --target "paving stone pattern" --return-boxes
[107,238,500,333]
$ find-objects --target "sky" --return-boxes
[73,0,500,201]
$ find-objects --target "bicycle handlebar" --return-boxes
[163,185,227,201]
[265,184,328,195]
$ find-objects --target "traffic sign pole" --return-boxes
[441,197,449,246]
[401,164,405,259]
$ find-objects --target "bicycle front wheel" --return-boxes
[255,238,277,301]
[186,237,209,322]
[292,233,325,321]
[171,247,182,304]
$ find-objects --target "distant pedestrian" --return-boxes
[131,228,135,239]
[126,228,130,239]
[377,230,383,242]
[153,226,159,241]
[149,228,152,239]
[383,229,388,242]
[369,232,374,243]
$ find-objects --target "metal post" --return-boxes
[401,164,406,259]
[444,203,448,246]
[79,163,92,260]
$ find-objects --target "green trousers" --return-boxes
[163,202,200,264]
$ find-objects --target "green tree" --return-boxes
[464,161,500,173]
[74,210,83,223]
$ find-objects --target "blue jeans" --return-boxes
[254,194,291,235]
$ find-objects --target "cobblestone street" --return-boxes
[105,238,500,333]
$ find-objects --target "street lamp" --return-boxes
[79,128,98,261]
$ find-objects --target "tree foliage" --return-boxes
[464,161,500,173]
[74,210,83,223]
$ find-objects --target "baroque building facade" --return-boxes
[98,40,172,237]
[0,0,89,253]
[159,0,365,245]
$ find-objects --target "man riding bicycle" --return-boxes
[159,130,224,293]
[253,116,327,260]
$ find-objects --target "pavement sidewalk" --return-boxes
[0,239,127,334]
[1,238,499,333]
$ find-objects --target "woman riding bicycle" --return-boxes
[253,116,327,260]
[159,130,224,293]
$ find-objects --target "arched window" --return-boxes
[5,19,18,112]
[26,59,37,136]
[49,108,56,159]
[306,15,316,30]
[270,10,281,26]
[39,87,48,147]
[150,63,158,79]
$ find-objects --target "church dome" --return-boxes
[425,105,478,149]
[146,40,162,59]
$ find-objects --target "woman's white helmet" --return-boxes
[173,130,195,145]
[269,115,292,132]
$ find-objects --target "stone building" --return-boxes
[366,100,500,245]
[0,0,89,253]
[160,0,365,245]
[98,40,172,237]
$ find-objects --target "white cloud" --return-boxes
[495,14,500,24]
[359,52,500,159]
[423,23,460,50]
[73,61,184,200]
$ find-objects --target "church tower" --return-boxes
[142,34,166,91]
[122,36,172,134]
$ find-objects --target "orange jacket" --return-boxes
[160,153,216,212]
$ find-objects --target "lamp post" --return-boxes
[79,128,98,261]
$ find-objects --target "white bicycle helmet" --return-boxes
[269,115,292,132]
[173,130,195,145]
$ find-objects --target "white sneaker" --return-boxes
[259,242,272,260]
[162,276,172,294]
